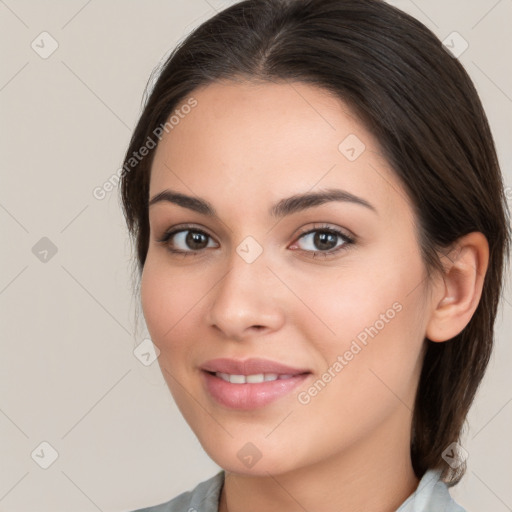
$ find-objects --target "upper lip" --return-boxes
[200,358,311,376]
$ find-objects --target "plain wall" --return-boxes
[1,1,510,511]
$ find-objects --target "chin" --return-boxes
[197,435,305,477]
[213,455,293,477]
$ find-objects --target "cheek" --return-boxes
[289,262,416,354]
[286,274,426,463]
[290,246,427,396]
[325,272,425,388]
[140,256,205,351]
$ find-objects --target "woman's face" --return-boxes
[141,80,434,475]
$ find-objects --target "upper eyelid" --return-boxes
[296,224,353,237]
[160,224,216,240]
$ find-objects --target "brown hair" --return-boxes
[120,0,511,484]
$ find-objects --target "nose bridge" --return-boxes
[207,239,284,338]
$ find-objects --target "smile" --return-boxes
[214,372,295,383]
[202,370,311,409]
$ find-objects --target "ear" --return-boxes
[425,232,489,343]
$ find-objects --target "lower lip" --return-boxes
[201,371,310,410]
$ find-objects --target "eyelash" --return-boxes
[156,223,355,259]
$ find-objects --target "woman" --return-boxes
[121,0,510,510]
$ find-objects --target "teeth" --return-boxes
[247,374,265,383]
[215,372,292,384]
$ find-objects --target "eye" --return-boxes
[290,224,355,258]
[156,223,355,259]
[157,225,218,256]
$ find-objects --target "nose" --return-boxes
[205,248,286,341]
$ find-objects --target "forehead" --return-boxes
[148,80,410,219]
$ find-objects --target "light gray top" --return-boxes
[130,468,466,512]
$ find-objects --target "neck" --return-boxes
[218,413,418,512]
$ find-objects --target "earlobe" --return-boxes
[425,232,489,343]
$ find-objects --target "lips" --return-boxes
[200,358,312,409]
[200,357,310,376]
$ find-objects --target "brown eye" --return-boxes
[290,224,356,258]
[184,231,209,250]
[295,228,353,254]
[158,228,218,255]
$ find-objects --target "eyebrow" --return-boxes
[148,188,377,217]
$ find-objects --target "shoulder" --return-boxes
[128,471,225,512]
[397,470,467,512]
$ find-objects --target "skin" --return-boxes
[141,80,489,512]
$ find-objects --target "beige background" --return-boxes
[1,1,511,511]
